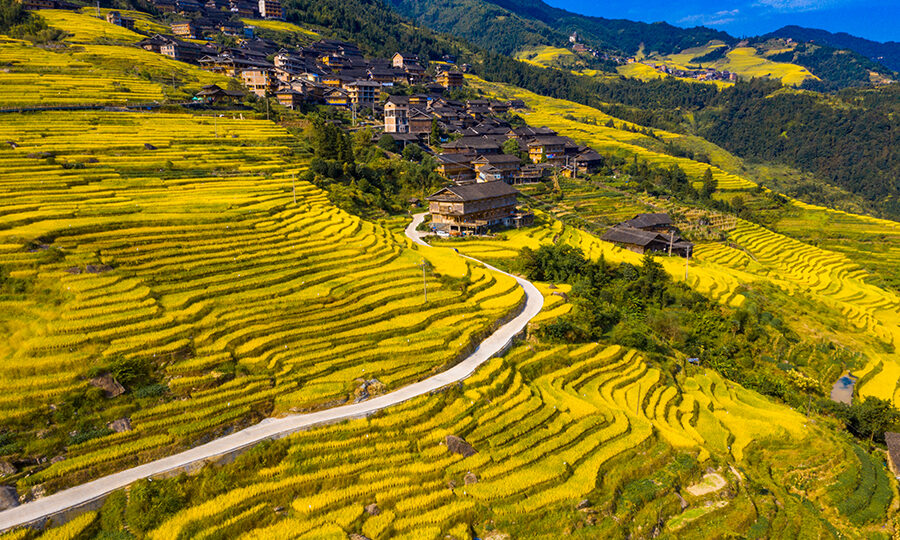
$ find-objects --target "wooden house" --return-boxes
[472,154,521,183]
[621,213,674,233]
[886,432,900,478]
[437,70,464,89]
[392,52,419,68]
[435,153,475,182]
[601,225,692,256]
[527,135,569,165]
[384,95,409,133]
[240,68,276,97]
[408,108,433,134]
[106,11,135,29]
[344,80,380,108]
[427,181,533,235]
[274,87,304,109]
[324,88,350,107]
[171,20,200,38]
[441,136,500,156]
[258,0,282,19]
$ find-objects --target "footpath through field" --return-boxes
[0,212,543,533]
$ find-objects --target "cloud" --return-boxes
[678,9,740,26]
[751,0,839,12]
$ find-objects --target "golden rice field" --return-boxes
[0,111,523,493]
[514,46,579,68]
[31,342,890,538]
[443,198,900,404]
[642,44,817,86]
[39,10,145,44]
[241,18,320,38]
[469,72,900,408]
[0,38,228,106]
[77,8,171,36]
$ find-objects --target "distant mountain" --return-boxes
[387,0,735,56]
[763,25,900,72]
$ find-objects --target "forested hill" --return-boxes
[387,0,733,56]
[764,25,900,72]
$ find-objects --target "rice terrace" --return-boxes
[0,0,898,537]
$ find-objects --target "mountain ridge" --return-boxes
[764,24,900,72]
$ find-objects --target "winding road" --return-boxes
[0,213,543,532]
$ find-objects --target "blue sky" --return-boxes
[545,0,899,42]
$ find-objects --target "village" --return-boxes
[18,0,695,256]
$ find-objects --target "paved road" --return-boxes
[0,213,543,532]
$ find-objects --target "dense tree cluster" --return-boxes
[516,243,895,442]
[301,116,444,216]
[769,43,893,90]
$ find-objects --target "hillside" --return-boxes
[0,0,900,537]
[764,25,900,72]
[388,0,733,56]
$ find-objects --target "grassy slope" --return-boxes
[0,12,230,107]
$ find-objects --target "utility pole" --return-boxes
[351,101,357,126]
[685,247,691,280]
[266,92,269,121]
[96,0,100,17]
[668,230,674,256]
[419,259,428,303]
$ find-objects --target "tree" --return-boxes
[402,144,423,162]
[502,138,523,160]
[701,167,717,199]
[845,397,899,443]
[376,134,397,153]
[429,118,441,146]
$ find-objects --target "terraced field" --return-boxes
[514,46,580,69]
[519,179,655,227]
[704,222,900,401]
[640,44,817,86]
[0,15,227,106]
[33,342,888,538]
[78,8,171,35]
[0,111,523,493]
[39,10,145,44]
[241,18,320,38]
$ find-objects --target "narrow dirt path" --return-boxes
[0,213,543,533]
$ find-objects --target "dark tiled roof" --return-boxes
[385,95,409,105]
[436,153,474,165]
[886,432,900,473]
[601,226,664,247]
[427,181,519,202]
[527,135,571,146]
[512,126,555,137]
[622,213,672,229]
[472,154,521,165]
[576,150,604,161]
[442,137,501,150]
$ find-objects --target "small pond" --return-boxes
[830,373,857,405]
